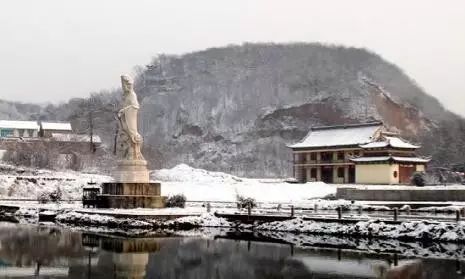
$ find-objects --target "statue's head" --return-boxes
[120,74,134,93]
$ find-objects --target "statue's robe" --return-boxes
[118,90,144,160]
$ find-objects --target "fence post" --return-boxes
[393,207,398,221]
[247,204,251,217]
[290,205,295,217]
[314,203,318,213]
[406,206,411,216]
[206,202,211,213]
[456,210,461,222]
[358,205,363,215]
[337,207,342,220]
[461,207,465,217]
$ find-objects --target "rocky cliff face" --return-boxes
[2,43,464,176]
[132,43,464,176]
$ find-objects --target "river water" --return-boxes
[0,222,462,278]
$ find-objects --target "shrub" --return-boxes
[37,192,50,204]
[236,194,257,209]
[37,187,63,204]
[166,194,186,208]
[411,172,426,187]
[49,187,63,202]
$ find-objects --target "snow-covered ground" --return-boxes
[0,163,335,203]
[0,163,110,200]
[153,164,335,203]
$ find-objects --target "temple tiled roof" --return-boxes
[360,136,420,149]
[289,122,383,149]
[350,155,430,163]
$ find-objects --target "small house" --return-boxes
[40,122,73,137]
[0,120,39,138]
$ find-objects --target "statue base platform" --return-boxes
[97,182,166,209]
[113,160,150,183]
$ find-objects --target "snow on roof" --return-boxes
[350,156,430,163]
[350,156,391,162]
[0,120,39,130]
[360,136,420,149]
[41,122,72,131]
[391,156,431,163]
[359,141,389,149]
[51,133,102,143]
[386,137,420,149]
[289,122,383,149]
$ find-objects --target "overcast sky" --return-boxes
[1,0,464,116]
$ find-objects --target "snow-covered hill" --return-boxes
[10,43,465,176]
[153,164,335,203]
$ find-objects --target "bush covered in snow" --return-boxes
[236,194,257,209]
[49,187,63,202]
[166,194,187,208]
[411,172,426,187]
[37,191,50,204]
[37,188,63,203]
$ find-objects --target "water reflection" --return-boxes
[0,222,463,278]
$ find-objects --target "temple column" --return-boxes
[344,166,349,183]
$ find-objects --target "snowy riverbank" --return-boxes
[3,205,465,243]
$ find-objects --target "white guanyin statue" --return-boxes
[117,74,145,161]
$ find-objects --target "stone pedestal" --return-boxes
[113,160,150,183]
[98,182,166,209]
[97,160,166,209]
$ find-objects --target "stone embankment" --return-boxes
[3,204,465,244]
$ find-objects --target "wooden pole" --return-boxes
[393,208,398,221]
[337,207,342,219]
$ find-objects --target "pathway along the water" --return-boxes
[0,222,463,278]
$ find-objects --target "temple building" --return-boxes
[289,121,430,184]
